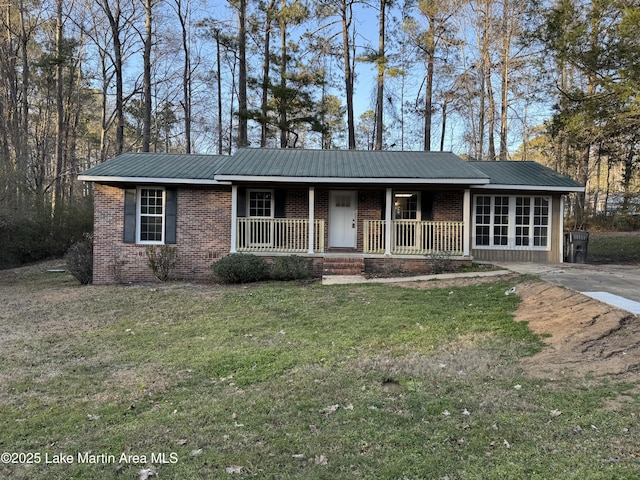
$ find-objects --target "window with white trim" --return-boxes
[473,195,551,249]
[138,187,165,244]
[394,192,419,220]
[248,190,273,217]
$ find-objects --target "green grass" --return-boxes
[587,231,640,264]
[0,269,638,479]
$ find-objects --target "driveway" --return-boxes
[493,262,640,314]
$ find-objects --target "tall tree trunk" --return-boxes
[374,0,385,150]
[424,54,434,151]
[485,61,496,161]
[18,0,30,182]
[216,29,223,155]
[279,0,288,148]
[101,0,125,154]
[341,0,356,149]
[498,0,510,161]
[142,0,152,152]
[261,0,275,147]
[237,0,248,148]
[176,0,192,153]
[440,96,449,151]
[54,0,64,215]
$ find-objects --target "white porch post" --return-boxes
[308,186,315,254]
[230,185,238,253]
[559,196,565,263]
[463,189,471,257]
[385,188,392,256]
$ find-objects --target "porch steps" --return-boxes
[323,257,365,276]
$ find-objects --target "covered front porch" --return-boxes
[230,186,471,258]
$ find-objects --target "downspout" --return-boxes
[559,195,564,263]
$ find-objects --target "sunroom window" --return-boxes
[473,195,551,249]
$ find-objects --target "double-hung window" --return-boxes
[138,188,165,244]
[473,195,551,249]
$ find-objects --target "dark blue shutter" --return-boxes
[165,188,177,244]
[422,192,434,221]
[237,187,246,217]
[274,189,286,218]
[123,188,137,243]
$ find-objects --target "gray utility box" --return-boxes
[564,231,589,263]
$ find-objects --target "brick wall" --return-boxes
[364,257,471,275]
[432,190,464,221]
[93,184,232,284]
[284,188,309,218]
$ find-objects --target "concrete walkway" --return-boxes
[490,262,640,314]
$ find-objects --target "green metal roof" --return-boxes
[468,161,584,190]
[218,148,488,180]
[79,152,228,183]
[78,150,584,193]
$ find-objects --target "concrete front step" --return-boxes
[323,257,365,275]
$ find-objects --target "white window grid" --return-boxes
[473,195,552,250]
[138,187,165,244]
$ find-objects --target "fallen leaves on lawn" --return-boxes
[314,454,328,465]
[226,465,245,474]
[321,404,339,415]
[138,468,156,480]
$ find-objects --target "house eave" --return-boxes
[471,184,585,193]
[215,175,490,185]
[78,175,227,185]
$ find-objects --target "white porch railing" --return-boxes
[237,218,325,253]
[363,220,465,255]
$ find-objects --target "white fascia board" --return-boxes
[214,175,490,185]
[78,175,227,185]
[471,184,585,193]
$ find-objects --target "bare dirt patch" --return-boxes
[390,275,640,381]
[514,280,639,380]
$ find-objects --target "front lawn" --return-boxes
[0,268,638,479]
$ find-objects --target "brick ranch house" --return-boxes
[79,148,585,284]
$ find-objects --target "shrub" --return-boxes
[146,245,179,281]
[65,236,94,285]
[270,255,310,281]
[426,252,455,274]
[212,253,269,284]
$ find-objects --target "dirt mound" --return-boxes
[391,274,640,380]
[514,280,640,380]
